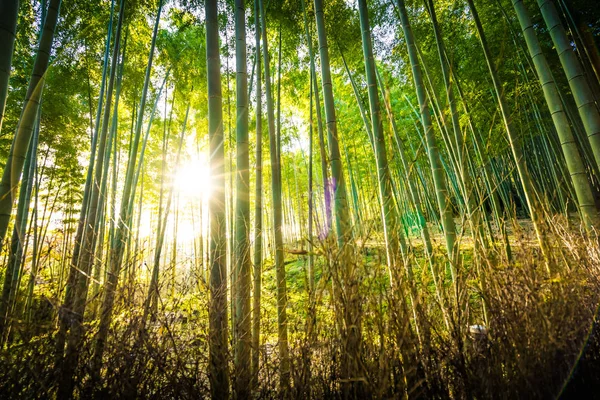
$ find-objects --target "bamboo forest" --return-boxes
[2,0,600,398]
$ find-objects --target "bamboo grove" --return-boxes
[0,0,599,398]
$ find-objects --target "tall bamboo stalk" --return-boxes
[206,0,229,398]
[142,105,188,326]
[536,0,600,172]
[467,0,548,264]
[0,0,19,133]
[55,0,116,361]
[91,0,163,381]
[0,0,61,244]
[301,0,331,237]
[259,0,290,394]
[314,0,361,395]
[251,0,263,387]
[0,107,39,345]
[57,1,124,395]
[396,0,458,279]
[513,0,598,229]
[233,0,251,396]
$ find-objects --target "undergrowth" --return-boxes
[0,221,599,399]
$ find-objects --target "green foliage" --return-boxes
[0,0,599,397]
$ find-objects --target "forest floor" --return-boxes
[1,215,599,398]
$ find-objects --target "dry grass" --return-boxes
[0,220,599,399]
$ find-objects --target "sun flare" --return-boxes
[174,156,212,201]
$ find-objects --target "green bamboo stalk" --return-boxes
[314,0,361,395]
[24,139,41,323]
[513,0,598,229]
[451,68,512,259]
[396,0,458,280]
[259,0,290,393]
[467,0,551,266]
[301,0,332,236]
[55,0,116,361]
[205,0,230,398]
[142,105,188,327]
[536,0,600,172]
[313,0,353,247]
[0,0,61,244]
[91,0,163,382]
[57,1,124,395]
[425,0,488,262]
[0,0,19,133]
[341,140,362,232]
[377,70,433,256]
[90,28,128,319]
[0,106,39,345]
[251,0,263,387]
[377,70,450,328]
[234,0,251,396]
[557,0,600,92]
[342,28,409,279]
[170,193,179,299]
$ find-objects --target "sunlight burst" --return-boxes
[174,156,212,201]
